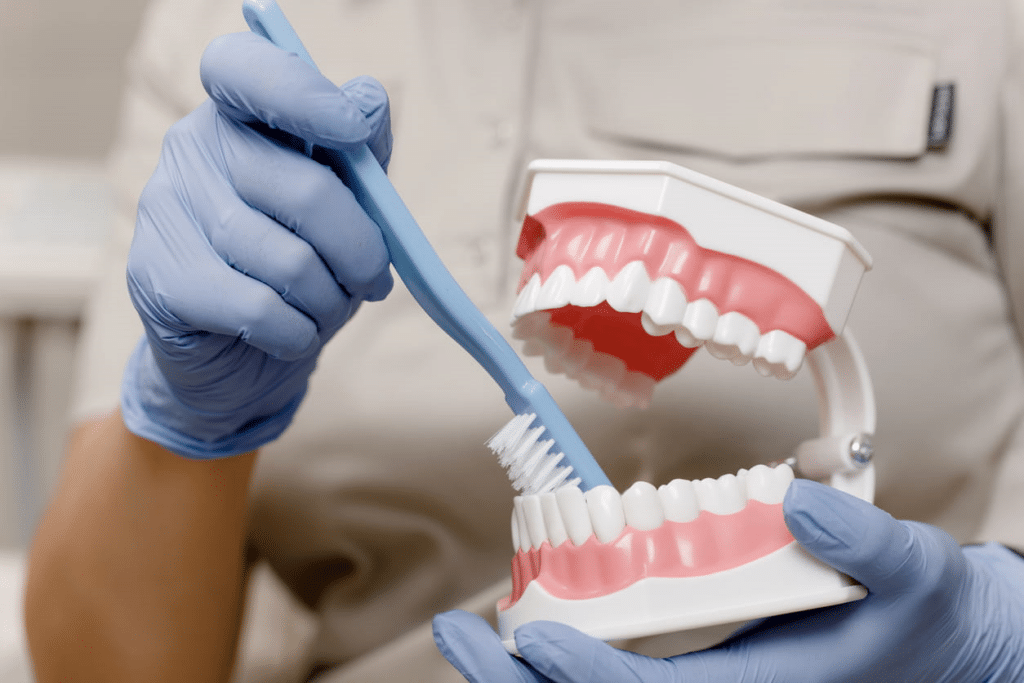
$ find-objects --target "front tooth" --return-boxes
[513,497,532,550]
[693,476,745,515]
[585,485,626,543]
[659,479,700,522]
[746,463,795,504]
[511,509,520,552]
[556,485,593,546]
[539,492,568,548]
[753,330,807,380]
[606,262,651,313]
[522,495,548,549]
[536,265,576,311]
[643,277,687,329]
[570,267,610,308]
[677,299,718,347]
[513,273,542,319]
[622,481,664,531]
[706,312,760,365]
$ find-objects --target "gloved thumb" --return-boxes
[783,478,958,596]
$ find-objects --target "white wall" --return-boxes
[0,0,150,548]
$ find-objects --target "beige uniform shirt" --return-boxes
[72,0,1024,680]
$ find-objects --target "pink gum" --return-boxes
[500,500,794,609]
[517,202,835,348]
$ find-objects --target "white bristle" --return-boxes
[487,413,581,494]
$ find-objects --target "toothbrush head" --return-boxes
[488,413,583,495]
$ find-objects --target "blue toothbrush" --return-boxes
[242,0,611,493]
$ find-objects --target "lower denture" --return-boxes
[499,500,794,609]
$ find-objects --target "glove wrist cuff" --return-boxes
[120,337,303,459]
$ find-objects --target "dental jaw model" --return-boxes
[497,159,877,650]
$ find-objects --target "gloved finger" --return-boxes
[335,75,393,170]
[132,189,320,360]
[515,621,686,683]
[206,195,356,332]
[783,479,961,596]
[219,114,393,302]
[432,611,549,683]
[199,31,374,150]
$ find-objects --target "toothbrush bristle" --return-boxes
[488,413,581,494]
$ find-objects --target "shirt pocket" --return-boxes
[574,33,938,161]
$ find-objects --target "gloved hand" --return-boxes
[433,479,1024,683]
[121,31,393,457]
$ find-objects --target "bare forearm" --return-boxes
[24,410,256,683]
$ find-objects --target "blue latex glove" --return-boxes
[433,479,1024,682]
[121,31,393,457]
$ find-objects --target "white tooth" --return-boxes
[641,312,676,336]
[644,277,687,329]
[706,312,760,365]
[585,485,626,543]
[556,485,593,546]
[512,497,532,550]
[617,372,655,409]
[536,265,577,311]
[746,463,795,504]
[678,299,718,346]
[570,267,610,308]
[540,492,568,548]
[659,479,700,522]
[622,481,664,531]
[753,330,807,380]
[511,509,520,552]
[606,262,651,313]
[513,273,542,319]
[694,477,735,515]
[522,494,548,549]
[714,473,748,514]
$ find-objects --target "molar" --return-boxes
[753,330,807,380]
[622,481,664,531]
[585,485,626,543]
[659,478,700,522]
[693,475,746,515]
[746,463,795,504]
[706,312,760,365]
[556,485,594,546]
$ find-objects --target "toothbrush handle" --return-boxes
[242,0,612,490]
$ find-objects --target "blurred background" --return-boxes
[1,0,150,676]
[0,0,149,547]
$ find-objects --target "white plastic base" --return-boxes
[497,541,865,653]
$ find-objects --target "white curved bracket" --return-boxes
[797,329,876,502]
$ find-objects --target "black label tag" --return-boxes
[928,83,955,151]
